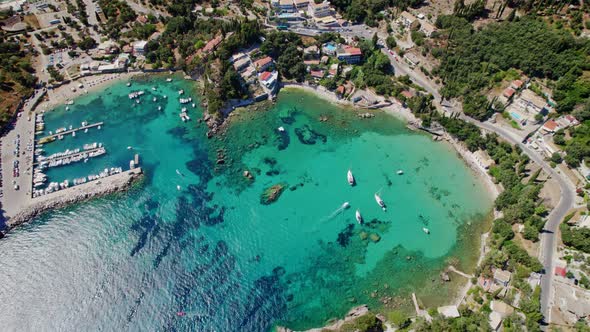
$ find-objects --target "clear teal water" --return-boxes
[0,76,492,331]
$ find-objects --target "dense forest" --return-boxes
[0,29,37,131]
[433,16,590,119]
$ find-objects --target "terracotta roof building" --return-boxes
[542,119,559,133]
[254,56,273,72]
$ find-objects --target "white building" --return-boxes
[308,1,331,18]
[399,11,417,28]
[133,40,148,55]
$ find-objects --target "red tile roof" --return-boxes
[310,70,324,78]
[565,115,578,124]
[344,46,362,56]
[254,56,273,68]
[401,90,413,99]
[555,266,567,277]
[201,35,222,54]
[511,80,524,89]
[259,71,272,81]
[336,85,345,94]
[503,87,516,98]
[543,119,559,132]
[304,60,320,65]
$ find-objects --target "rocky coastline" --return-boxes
[1,168,143,237]
[277,305,384,332]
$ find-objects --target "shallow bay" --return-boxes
[0,77,492,331]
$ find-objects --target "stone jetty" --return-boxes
[4,168,143,232]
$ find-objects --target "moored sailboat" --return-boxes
[347,169,355,186]
[374,192,386,211]
[355,209,363,224]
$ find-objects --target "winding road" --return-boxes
[290,22,577,321]
[362,25,576,323]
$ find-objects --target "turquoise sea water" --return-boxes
[0,76,492,330]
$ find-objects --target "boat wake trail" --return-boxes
[321,202,350,222]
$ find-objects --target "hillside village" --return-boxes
[0,0,589,331]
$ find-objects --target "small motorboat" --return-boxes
[176,185,181,191]
[152,87,157,91]
[397,170,404,175]
[158,106,162,111]
[422,227,430,234]
[127,82,131,87]
[355,209,363,224]
[65,106,70,111]
[176,169,184,177]
[375,193,386,211]
[342,201,350,209]
[127,146,132,150]
[347,169,355,186]
[278,126,285,132]
[166,78,173,82]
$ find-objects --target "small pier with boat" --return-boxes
[38,122,104,144]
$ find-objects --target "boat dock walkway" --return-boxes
[448,265,474,279]
[39,122,104,141]
[33,147,105,166]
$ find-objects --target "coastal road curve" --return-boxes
[367,27,576,322]
[467,118,576,324]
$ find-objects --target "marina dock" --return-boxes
[6,168,143,230]
[33,146,105,166]
[39,122,104,141]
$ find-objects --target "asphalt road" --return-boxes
[361,24,577,322]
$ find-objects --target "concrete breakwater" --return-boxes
[3,168,143,234]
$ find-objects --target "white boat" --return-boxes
[422,227,430,234]
[176,185,181,191]
[355,209,363,224]
[166,78,173,82]
[163,95,168,99]
[127,146,132,150]
[176,169,184,177]
[72,131,76,137]
[153,97,157,102]
[178,89,184,95]
[152,87,157,91]
[192,103,196,108]
[65,106,70,111]
[397,170,404,175]
[66,100,74,105]
[347,169,355,186]
[158,106,162,111]
[278,126,285,132]
[127,82,131,87]
[375,193,386,211]
[342,201,350,209]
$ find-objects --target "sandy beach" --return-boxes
[36,72,142,112]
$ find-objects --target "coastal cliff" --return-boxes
[4,168,143,233]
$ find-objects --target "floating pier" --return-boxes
[39,122,104,142]
[33,146,106,167]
